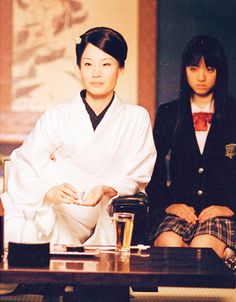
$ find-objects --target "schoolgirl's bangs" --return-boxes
[184,51,219,68]
[183,35,225,69]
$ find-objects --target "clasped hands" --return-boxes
[165,203,234,224]
[44,183,117,207]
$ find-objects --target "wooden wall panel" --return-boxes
[138,0,157,125]
[0,0,12,111]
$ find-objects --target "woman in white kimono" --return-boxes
[1,27,156,246]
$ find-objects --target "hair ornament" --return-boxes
[74,36,82,44]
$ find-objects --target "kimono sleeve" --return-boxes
[7,108,62,207]
[106,107,157,196]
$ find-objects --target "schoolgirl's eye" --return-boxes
[189,66,198,71]
[103,62,111,66]
[84,62,92,66]
[207,66,216,73]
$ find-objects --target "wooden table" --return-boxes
[0,247,235,302]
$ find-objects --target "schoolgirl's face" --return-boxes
[186,56,217,97]
[79,43,123,99]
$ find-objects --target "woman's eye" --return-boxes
[103,62,111,66]
[84,62,92,66]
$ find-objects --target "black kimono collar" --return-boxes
[80,89,114,130]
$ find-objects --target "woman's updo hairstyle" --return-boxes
[76,27,128,67]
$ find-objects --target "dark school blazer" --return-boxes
[147,96,236,220]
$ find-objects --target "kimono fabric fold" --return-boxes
[1,92,156,245]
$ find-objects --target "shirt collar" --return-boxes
[191,98,215,113]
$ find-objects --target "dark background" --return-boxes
[157,0,236,105]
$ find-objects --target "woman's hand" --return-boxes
[44,183,78,205]
[165,203,198,224]
[79,186,117,207]
[198,206,234,223]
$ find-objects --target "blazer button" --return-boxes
[198,167,204,173]
[197,190,203,196]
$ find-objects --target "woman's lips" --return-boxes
[90,82,104,86]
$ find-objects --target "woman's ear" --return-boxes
[119,67,125,76]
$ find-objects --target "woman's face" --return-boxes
[79,43,123,99]
[186,56,217,97]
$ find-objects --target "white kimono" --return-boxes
[1,92,156,246]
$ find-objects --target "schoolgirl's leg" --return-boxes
[189,217,236,259]
[152,215,195,247]
[190,234,227,259]
[154,231,188,247]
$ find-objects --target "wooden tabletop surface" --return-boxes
[0,247,234,288]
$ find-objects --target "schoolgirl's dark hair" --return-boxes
[179,35,229,117]
[75,27,128,67]
[166,35,229,179]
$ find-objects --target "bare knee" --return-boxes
[154,231,187,247]
[190,235,227,259]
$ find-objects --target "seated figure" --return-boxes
[1,27,156,246]
[147,35,236,259]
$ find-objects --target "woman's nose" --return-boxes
[92,65,101,77]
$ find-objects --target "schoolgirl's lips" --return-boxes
[196,84,207,89]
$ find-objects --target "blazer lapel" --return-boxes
[202,113,225,159]
[182,102,201,158]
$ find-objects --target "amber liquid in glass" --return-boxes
[115,218,134,252]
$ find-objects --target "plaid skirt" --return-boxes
[152,215,236,251]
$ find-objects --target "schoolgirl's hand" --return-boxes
[44,183,79,205]
[198,206,234,223]
[79,186,117,207]
[166,203,198,224]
